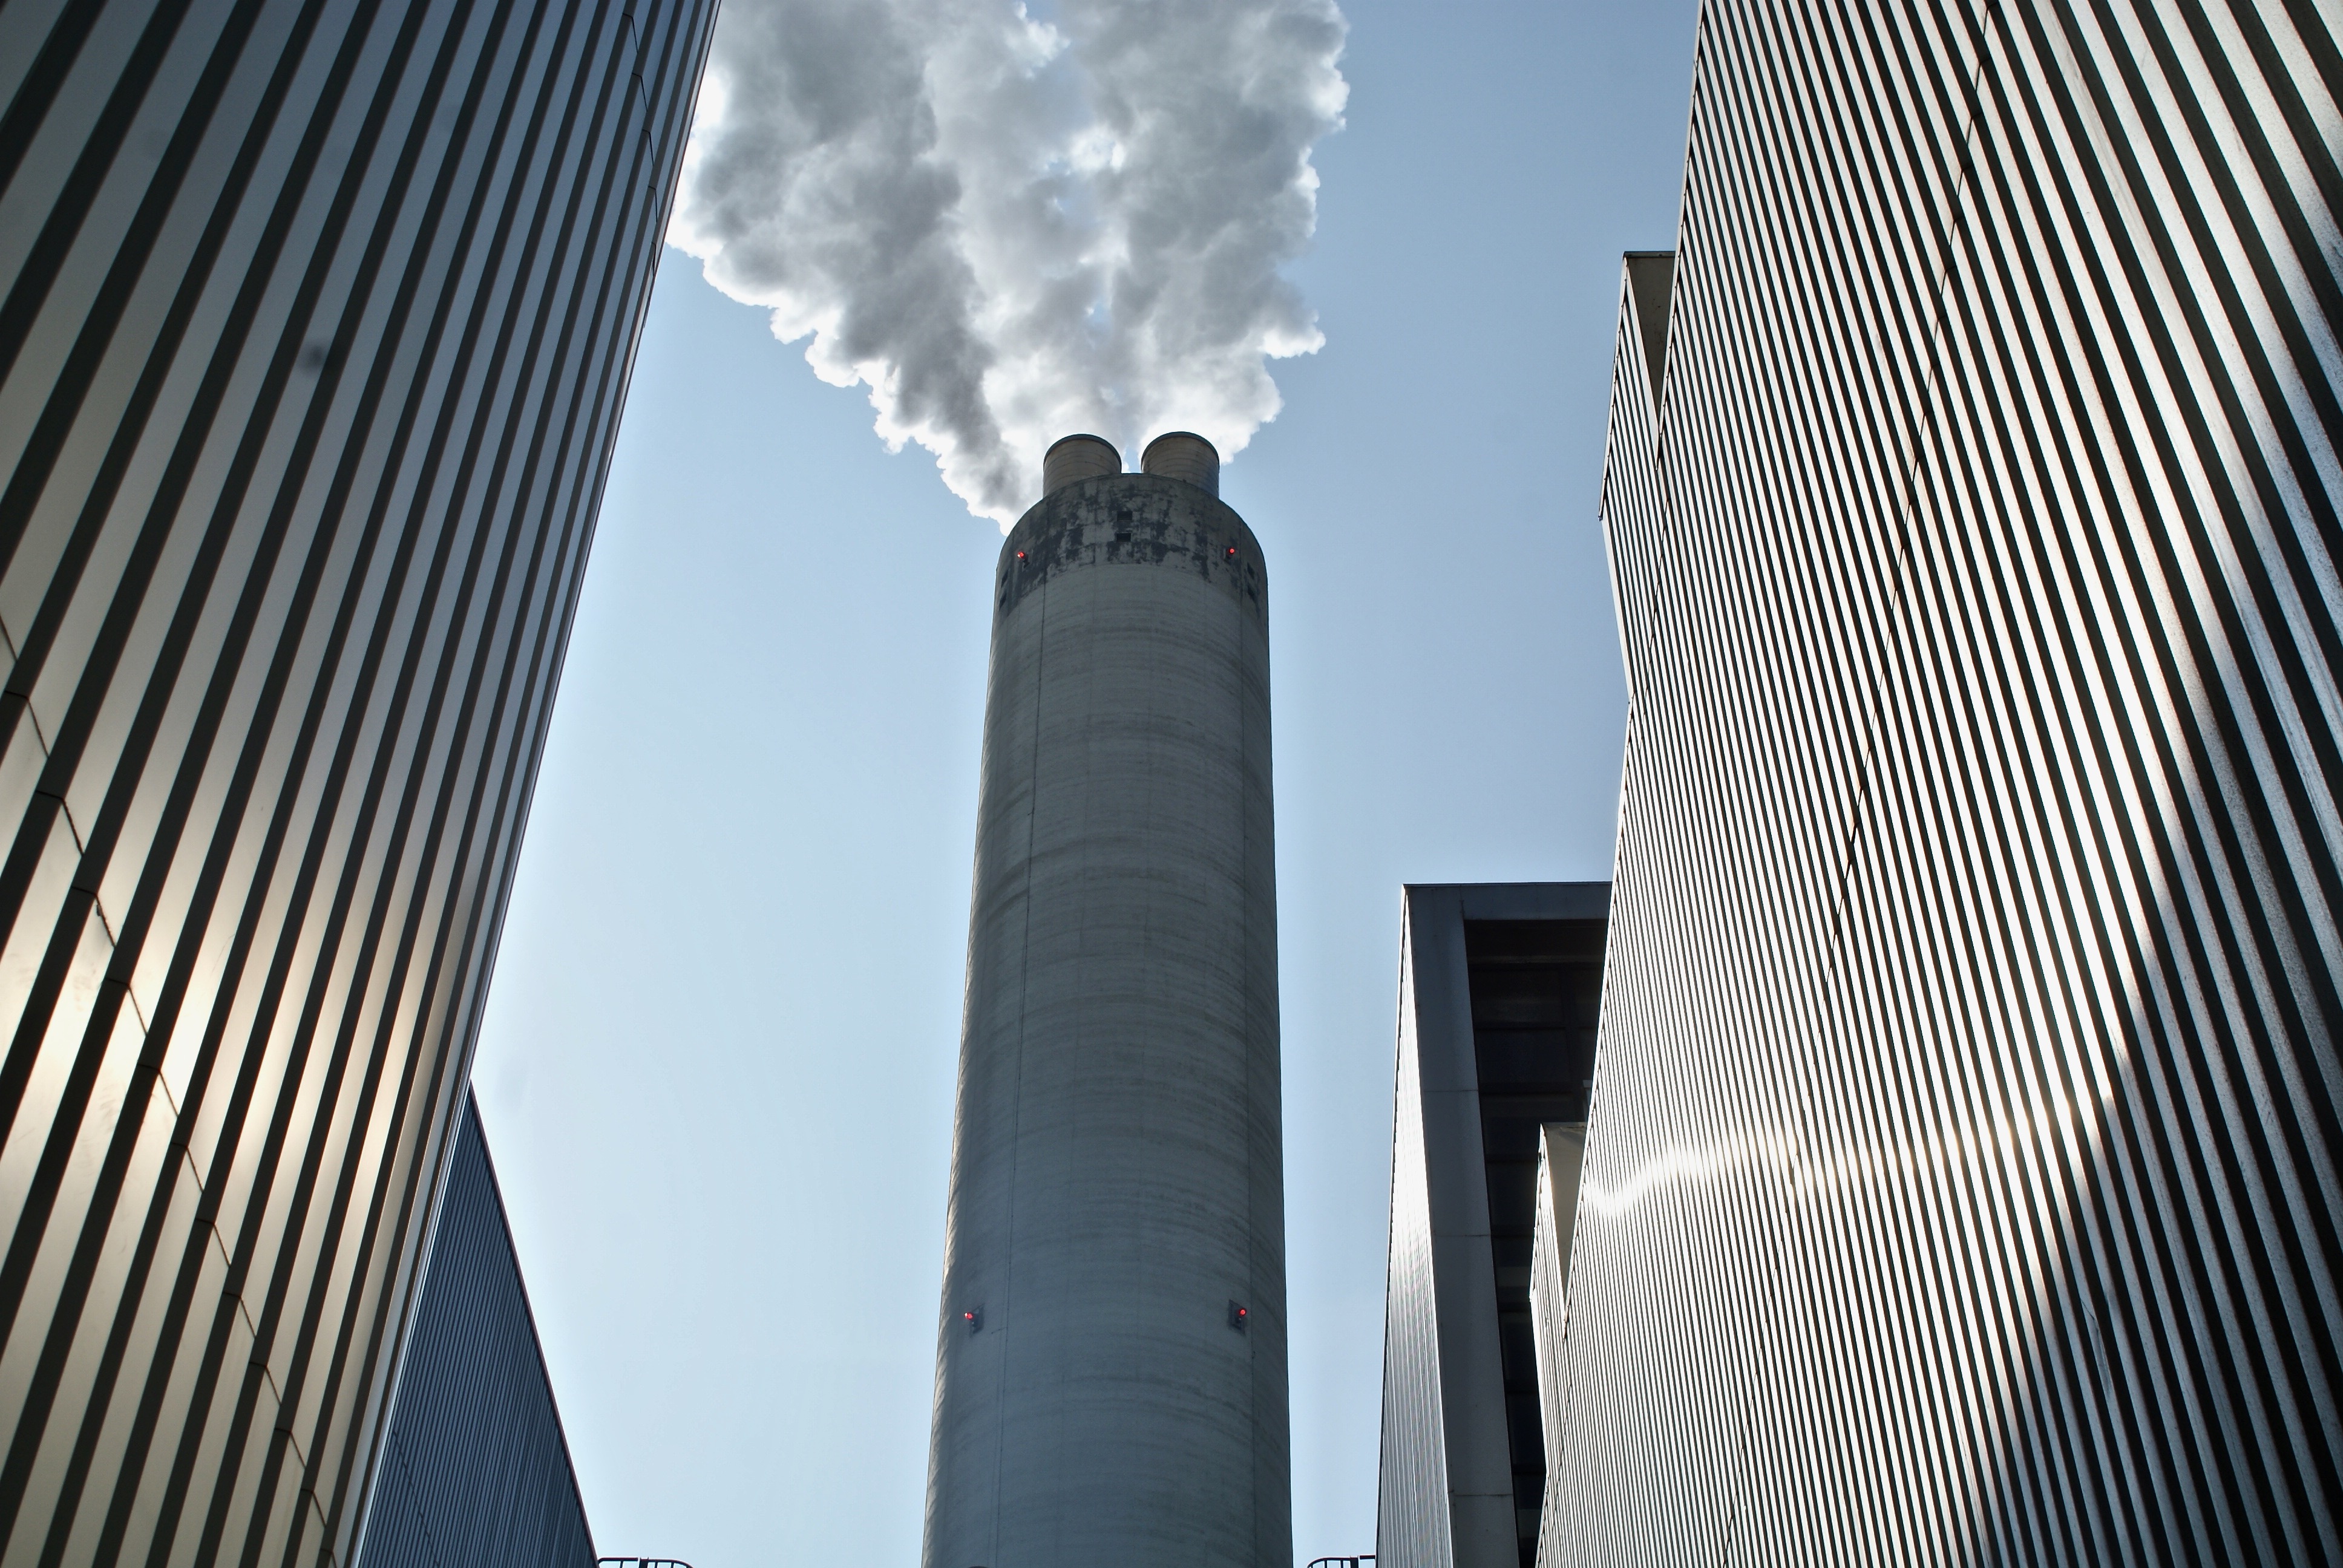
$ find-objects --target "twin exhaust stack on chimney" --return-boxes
[1041,430,1222,498]
[923,431,1288,1568]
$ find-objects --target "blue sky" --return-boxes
[468,2,1699,1560]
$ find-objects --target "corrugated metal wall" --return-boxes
[354,1093,592,1568]
[0,1,713,1564]
[1378,894,1464,1568]
[1378,886,1609,1568]
[1558,0,2341,1563]
[1525,1121,1579,1568]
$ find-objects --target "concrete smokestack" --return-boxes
[925,436,1289,1568]
[1142,429,1221,495]
[1041,431,1123,494]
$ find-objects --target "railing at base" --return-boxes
[1308,1557,1376,1567]
[598,1558,693,1567]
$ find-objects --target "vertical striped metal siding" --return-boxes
[1378,887,1611,1568]
[0,1,712,1565]
[1377,900,1458,1568]
[1525,1122,1579,1568]
[353,1093,592,1568]
[1559,1,2340,1564]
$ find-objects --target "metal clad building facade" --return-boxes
[354,1093,592,1568]
[1377,884,1606,1568]
[0,2,712,1564]
[1558,1,2340,1563]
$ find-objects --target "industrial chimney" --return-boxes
[923,436,1289,1567]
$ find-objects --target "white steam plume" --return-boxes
[669,0,1349,527]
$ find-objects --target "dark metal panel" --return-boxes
[352,1091,594,1568]
[1463,915,1605,1568]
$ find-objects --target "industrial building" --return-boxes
[1374,884,1607,1568]
[354,1094,595,1568]
[1521,0,2341,1563]
[0,2,714,1563]
[925,433,1291,1568]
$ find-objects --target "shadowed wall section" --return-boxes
[354,1093,593,1568]
[0,1,714,1563]
[1377,884,1607,1568]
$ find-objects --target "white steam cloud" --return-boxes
[669,0,1349,527]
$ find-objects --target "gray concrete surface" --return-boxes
[923,468,1288,1568]
[1042,433,1124,493]
[1141,431,1222,495]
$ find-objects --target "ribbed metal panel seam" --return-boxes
[0,1,717,1564]
[1559,1,2341,1563]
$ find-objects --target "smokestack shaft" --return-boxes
[925,464,1289,1567]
